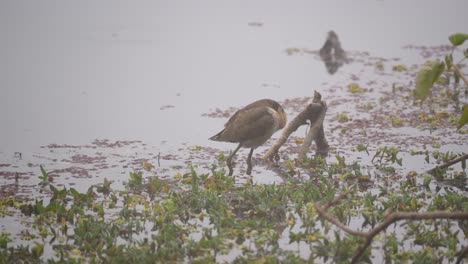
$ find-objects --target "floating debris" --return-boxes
[160,104,175,110]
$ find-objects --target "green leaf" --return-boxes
[449,33,468,46]
[444,54,453,71]
[414,60,445,101]
[50,184,58,194]
[39,165,49,182]
[457,104,468,131]
[32,242,44,257]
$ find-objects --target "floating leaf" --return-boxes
[347,83,366,93]
[457,104,468,131]
[142,161,154,171]
[390,116,404,127]
[337,112,349,123]
[448,33,468,46]
[392,64,407,72]
[414,60,445,101]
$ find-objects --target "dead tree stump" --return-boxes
[264,91,329,161]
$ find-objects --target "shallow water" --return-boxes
[1,1,468,262]
[1,0,467,153]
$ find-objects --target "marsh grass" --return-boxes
[0,154,466,263]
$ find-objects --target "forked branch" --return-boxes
[315,190,468,263]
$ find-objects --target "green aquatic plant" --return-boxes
[414,32,468,131]
[414,59,445,101]
[39,165,50,185]
[1,163,467,263]
[337,112,349,123]
[393,64,408,72]
[0,232,11,249]
[372,146,402,166]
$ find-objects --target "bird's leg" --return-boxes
[246,148,254,175]
[227,144,242,176]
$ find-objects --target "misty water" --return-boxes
[1,0,467,262]
[1,0,467,152]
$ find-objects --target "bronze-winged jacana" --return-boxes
[209,99,287,175]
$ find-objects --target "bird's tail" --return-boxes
[209,130,224,141]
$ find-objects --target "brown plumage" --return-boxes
[209,99,287,175]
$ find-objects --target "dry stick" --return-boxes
[351,211,468,263]
[426,153,468,175]
[263,103,324,160]
[298,102,328,159]
[315,191,468,264]
[452,63,468,86]
[315,189,367,237]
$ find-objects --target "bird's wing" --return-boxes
[222,107,276,142]
[224,99,276,127]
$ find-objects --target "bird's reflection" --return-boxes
[319,31,348,74]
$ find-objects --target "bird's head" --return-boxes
[256,99,288,130]
[277,105,287,129]
[266,100,287,130]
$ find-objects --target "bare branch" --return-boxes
[315,203,367,237]
[315,190,468,264]
[426,153,468,175]
[323,189,356,210]
[452,63,468,86]
[352,211,468,263]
